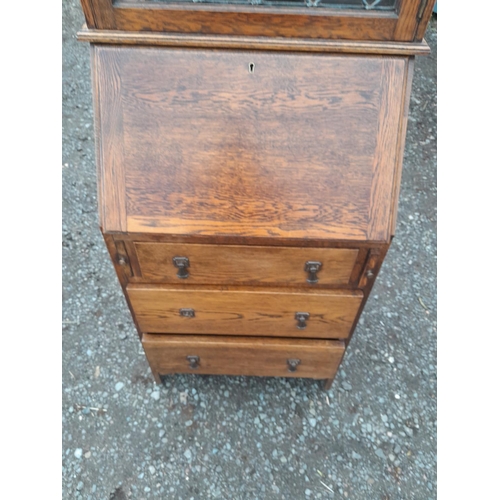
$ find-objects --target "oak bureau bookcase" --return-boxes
[77,0,434,389]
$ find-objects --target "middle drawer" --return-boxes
[127,284,363,339]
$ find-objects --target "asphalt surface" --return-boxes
[62,4,437,498]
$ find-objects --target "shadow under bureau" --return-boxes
[78,0,433,389]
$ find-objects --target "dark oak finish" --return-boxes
[134,242,359,286]
[79,0,434,42]
[93,46,407,243]
[127,284,363,338]
[142,334,345,380]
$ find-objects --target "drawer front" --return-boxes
[134,242,359,286]
[128,285,362,338]
[142,334,345,379]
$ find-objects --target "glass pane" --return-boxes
[137,0,396,9]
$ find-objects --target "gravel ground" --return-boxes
[62,4,437,498]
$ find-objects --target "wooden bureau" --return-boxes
[78,0,434,389]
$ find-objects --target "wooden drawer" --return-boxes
[142,334,345,380]
[128,284,362,338]
[134,242,359,286]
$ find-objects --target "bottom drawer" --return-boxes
[142,334,345,381]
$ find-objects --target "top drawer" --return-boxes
[134,243,359,286]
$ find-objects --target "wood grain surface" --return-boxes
[78,28,431,55]
[94,46,407,243]
[79,0,433,42]
[142,334,345,379]
[127,284,363,338]
[134,242,358,286]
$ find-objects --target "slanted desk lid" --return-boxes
[94,46,410,243]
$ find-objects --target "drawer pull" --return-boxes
[287,358,301,372]
[295,312,310,330]
[304,261,322,284]
[186,355,200,369]
[180,308,195,318]
[173,256,190,279]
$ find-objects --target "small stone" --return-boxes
[381,415,388,423]
[280,456,287,463]
[405,427,414,437]
[394,394,400,400]
[216,466,222,473]
[394,444,401,454]
[149,466,156,475]
[151,391,160,401]
[366,423,372,433]
[119,332,128,340]
[159,430,165,438]
[224,390,229,397]
[185,420,193,427]
[115,382,124,392]
[184,449,192,460]
[388,356,394,363]
[74,448,83,459]
[144,487,151,493]
[375,448,385,459]
[388,454,395,462]
[341,381,352,391]
[305,489,312,496]
[82,407,90,415]
[352,451,361,460]
[84,451,91,459]
[76,481,84,491]
[427,482,433,491]
[309,418,317,428]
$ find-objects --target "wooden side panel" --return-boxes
[134,243,358,286]
[94,46,127,232]
[142,334,345,379]
[367,57,406,240]
[414,0,436,41]
[80,0,115,29]
[127,285,363,338]
[393,0,420,40]
[389,57,414,236]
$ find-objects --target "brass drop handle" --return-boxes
[173,256,190,279]
[186,356,199,369]
[305,261,322,284]
[295,312,310,330]
[287,359,301,372]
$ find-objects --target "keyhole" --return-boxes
[248,62,255,74]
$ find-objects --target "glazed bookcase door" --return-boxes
[80,0,434,41]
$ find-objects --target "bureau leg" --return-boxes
[323,378,334,391]
[152,370,162,385]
